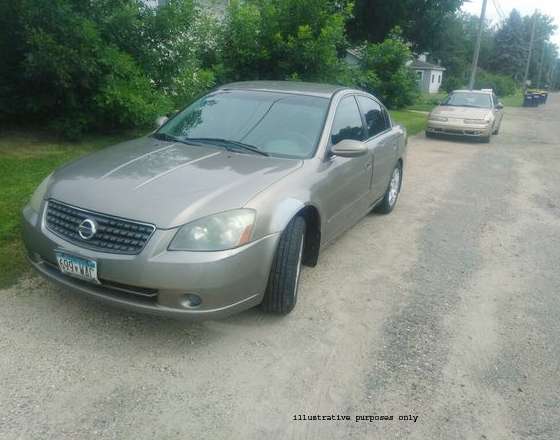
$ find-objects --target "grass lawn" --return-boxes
[499,91,524,107]
[0,128,136,287]
[389,110,428,136]
[407,92,448,112]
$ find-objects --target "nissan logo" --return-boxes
[78,219,97,240]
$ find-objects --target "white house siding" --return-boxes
[407,55,445,94]
[418,70,443,94]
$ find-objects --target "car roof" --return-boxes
[217,80,351,99]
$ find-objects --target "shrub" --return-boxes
[357,36,419,108]
[473,70,517,96]
[441,76,465,93]
[0,0,210,138]
[440,71,517,96]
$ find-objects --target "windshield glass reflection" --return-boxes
[156,90,329,158]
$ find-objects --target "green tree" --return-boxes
[537,42,559,89]
[484,10,558,89]
[216,0,352,83]
[347,0,466,47]
[551,59,560,90]
[486,10,527,82]
[525,13,558,89]
[430,12,482,83]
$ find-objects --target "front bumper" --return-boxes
[22,204,280,320]
[426,121,492,138]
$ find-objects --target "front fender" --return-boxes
[244,160,325,265]
[253,197,321,267]
[250,197,307,238]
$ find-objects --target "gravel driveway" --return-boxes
[2,93,559,440]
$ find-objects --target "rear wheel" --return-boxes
[375,163,402,214]
[261,216,305,315]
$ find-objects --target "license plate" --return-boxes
[55,251,100,284]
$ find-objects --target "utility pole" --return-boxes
[537,39,546,89]
[468,0,487,90]
[523,11,538,90]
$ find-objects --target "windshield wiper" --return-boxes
[185,137,269,156]
[151,132,189,144]
[446,104,481,108]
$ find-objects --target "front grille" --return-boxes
[45,200,156,255]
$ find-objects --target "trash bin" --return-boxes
[523,92,535,107]
[523,91,540,107]
[539,91,548,104]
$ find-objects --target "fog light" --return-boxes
[181,293,202,308]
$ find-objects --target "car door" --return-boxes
[322,94,373,241]
[356,95,398,202]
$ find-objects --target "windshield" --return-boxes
[442,92,492,109]
[156,89,330,158]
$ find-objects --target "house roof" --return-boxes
[407,59,445,71]
[345,48,446,72]
[346,48,364,59]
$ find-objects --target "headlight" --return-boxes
[428,115,448,122]
[463,119,488,124]
[29,173,53,212]
[169,209,256,251]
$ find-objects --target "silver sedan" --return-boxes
[22,81,407,320]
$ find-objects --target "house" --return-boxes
[406,54,445,94]
[346,49,445,94]
[345,48,363,68]
[143,0,227,16]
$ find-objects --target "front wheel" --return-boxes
[261,216,306,315]
[375,163,402,214]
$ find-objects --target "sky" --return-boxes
[461,0,560,48]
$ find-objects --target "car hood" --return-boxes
[431,106,491,119]
[48,137,302,228]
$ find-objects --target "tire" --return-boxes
[375,163,402,214]
[261,216,306,315]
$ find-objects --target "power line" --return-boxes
[490,0,507,23]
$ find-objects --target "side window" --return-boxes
[330,96,365,145]
[357,96,390,138]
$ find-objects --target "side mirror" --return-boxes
[330,139,367,158]
[495,103,504,110]
[155,116,169,128]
